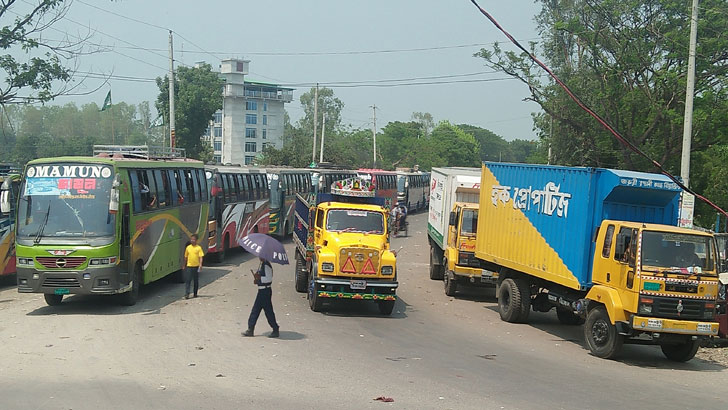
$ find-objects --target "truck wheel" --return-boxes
[120,263,142,306]
[308,273,323,312]
[661,339,700,362]
[294,251,308,293]
[444,271,457,296]
[584,306,623,359]
[44,294,63,306]
[514,278,531,322]
[498,278,523,323]
[556,307,585,325]
[378,300,395,315]
[429,247,443,280]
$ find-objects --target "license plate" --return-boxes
[647,319,663,329]
[54,288,70,295]
[697,323,712,333]
[350,280,367,290]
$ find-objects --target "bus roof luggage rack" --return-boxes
[93,145,186,160]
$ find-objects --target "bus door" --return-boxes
[120,203,131,274]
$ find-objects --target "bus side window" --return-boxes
[145,170,158,210]
[221,174,230,203]
[285,174,292,196]
[255,174,263,199]
[185,169,197,202]
[231,173,241,201]
[197,170,208,201]
[194,170,203,202]
[175,170,189,203]
[129,170,142,212]
[155,170,170,207]
[167,170,180,205]
[262,174,269,198]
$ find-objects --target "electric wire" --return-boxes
[469,0,728,218]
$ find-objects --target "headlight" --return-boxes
[17,257,33,266]
[638,304,652,314]
[321,262,334,272]
[89,257,117,266]
[638,297,653,314]
[381,266,394,275]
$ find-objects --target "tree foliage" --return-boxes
[156,64,223,160]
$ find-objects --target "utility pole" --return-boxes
[312,84,318,164]
[168,30,176,149]
[319,113,326,163]
[371,104,377,168]
[681,0,699,188]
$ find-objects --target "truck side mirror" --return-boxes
[449,211,457,226]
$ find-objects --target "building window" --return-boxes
[246,101,258,111]
[245,128,256,138]
[213,126,222,137]
[214,155,221,163]
[213,140,222,151]
[262,129,267,139]
[262,115,267,125]
[245,155,255,165]
[245,142,257,152]
[246,114,257,124]
[214,111,222,123]
[263,102,267,111]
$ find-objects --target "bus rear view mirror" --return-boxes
[0,190,9,214]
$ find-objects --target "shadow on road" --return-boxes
[451,285,497,303]
[486,306,727,371]
[25,248,256,316]
[320,297,409,319]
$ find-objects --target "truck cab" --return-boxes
[586,221,719,360]
[442,203,497,296]
[293,177,398,315]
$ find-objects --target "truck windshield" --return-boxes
[17,163,115,239]
[641,231,715,272]
[461,209,478,235]
[326,209,384,234]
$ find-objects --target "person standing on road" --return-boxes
[242,257,280,338]
[184,234,204,299]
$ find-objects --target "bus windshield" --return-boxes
[641,231,715,273]
[17,163,115,239]
[326,209,384,234]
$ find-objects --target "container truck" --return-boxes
[428,167,497,296]
[475,162,720,361]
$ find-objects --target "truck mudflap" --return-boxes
[631,315,719,336]
[313,278,397,301]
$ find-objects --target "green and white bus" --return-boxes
[9,146,209,306]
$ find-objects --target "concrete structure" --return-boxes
[202,59,294,165]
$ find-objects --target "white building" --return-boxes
[202,59,294,165]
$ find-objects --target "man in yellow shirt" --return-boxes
[184,234,204,299]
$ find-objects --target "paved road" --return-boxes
[1,212,727,410]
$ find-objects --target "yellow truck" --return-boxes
[428,167,496,296]
[292,177,398,315]
[475,163,720,361]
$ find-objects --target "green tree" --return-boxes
[411,112,434,137]
[298,87,344,137]
[429,122,481,167]
[156,64,223,159]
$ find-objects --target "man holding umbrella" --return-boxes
[239,233,288,338]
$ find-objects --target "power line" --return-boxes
[75,0,169,31]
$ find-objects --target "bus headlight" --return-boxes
[89,257,117,266]
[17,257,33,266]
[321,262,334,272]
[381,266,394,275]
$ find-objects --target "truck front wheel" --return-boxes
[584,306,623,359]
[444,271,457,296]
[429,247,444,280]
[294,251,307,293]
[660,339,700,362]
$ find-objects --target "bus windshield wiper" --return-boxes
[34,203,51,244]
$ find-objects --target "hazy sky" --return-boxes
[34,0,544,141]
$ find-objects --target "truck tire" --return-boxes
[556,307,585,325]
[44,294,63,306]
[498,278,523,323]
[378,300,395,315]
[294,251,308,293]
[660,339,700,362]
[429,246,443,280]
[444,271,457,296]
[514,278,531,322]
[584,306,623,359]
[308,272,323,312]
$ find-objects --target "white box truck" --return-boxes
[427,167,496,295]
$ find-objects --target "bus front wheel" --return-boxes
[44,293,63,306]
[120,264,142,306]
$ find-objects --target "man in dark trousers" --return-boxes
[242,257,280,338]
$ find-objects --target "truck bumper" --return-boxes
[16,266,131,296]
[313,278,398,301]
[453,266,498,285]
[631,315,719,336]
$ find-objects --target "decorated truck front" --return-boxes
[293,177,398,315]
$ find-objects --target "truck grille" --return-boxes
[339,247,380,275]
[652,296,706,320]
[36,257,87,269]
[43,277,81,288]
[458,251,480,268]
